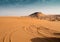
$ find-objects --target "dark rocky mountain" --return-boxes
[29,12,60,21]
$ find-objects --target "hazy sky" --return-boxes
[0,0,60,16]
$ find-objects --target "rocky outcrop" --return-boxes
[29,12,60,21]
[29,12,45,18]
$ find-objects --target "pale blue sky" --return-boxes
[0,0,60,16]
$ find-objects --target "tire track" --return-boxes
[24,24,60,38]
[3,26,23,42]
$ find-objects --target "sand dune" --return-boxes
[0,12,60,42]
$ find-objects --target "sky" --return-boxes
[0,0,60,16]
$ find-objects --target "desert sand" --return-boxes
[0,12,60,42]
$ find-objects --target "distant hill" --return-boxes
[29,12,60,21]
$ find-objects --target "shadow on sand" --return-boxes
[31,37,60,42]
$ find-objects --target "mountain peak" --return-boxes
[29,12,60,21]
[29,12,45,18]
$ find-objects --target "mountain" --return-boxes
[29,12,60,21]
[29,12,46,18]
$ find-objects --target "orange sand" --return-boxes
[0,16,60,42]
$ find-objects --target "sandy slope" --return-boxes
[0,16,60,42]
